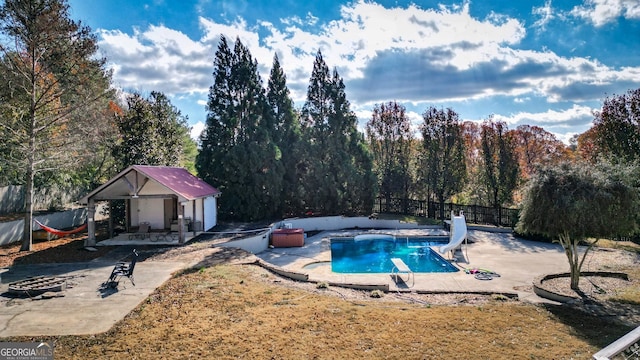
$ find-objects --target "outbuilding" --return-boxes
[79,165,221,246]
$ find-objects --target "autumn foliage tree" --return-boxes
[420,107,466,220]
[480,119,519,221]
[513,125,570,179]
[591,88,640,163]
[366,101,414,212]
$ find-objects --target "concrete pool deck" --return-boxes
[256,228,572,303]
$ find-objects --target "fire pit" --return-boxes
[8,276,68,297]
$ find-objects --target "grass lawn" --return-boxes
[4,262,636,359]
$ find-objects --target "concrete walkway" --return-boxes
[256,229,571,303]
[0,251,188,337]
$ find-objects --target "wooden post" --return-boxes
[178,202,184,244]
[109,201,114,240]
[86,198,96,247]
[192,200,197,236]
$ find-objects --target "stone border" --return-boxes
[533,271,630,303]
[253,258,524,298]
[254,258,390,292]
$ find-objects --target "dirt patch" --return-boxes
[0,236,113,268]
[0,222,114,268]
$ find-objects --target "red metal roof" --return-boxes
[132,165,220,201]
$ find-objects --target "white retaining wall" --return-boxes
[279,216,437,232]
[220,229,271,254]
[0,205,107,246]
[219,216,439,254]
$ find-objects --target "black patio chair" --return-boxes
[102,249,138,289]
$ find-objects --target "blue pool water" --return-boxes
[331,236,459,273]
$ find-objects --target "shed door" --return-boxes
[164,199,176,229]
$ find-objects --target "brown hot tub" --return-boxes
[271,228,305,247]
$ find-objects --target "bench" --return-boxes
[390,258,414,287]
[101,249,138,289]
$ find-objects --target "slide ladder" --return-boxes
[439,210,467,255]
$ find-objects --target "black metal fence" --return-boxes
[373,197,519,228]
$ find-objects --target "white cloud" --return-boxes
[492,104,595,143]
[98,25,212,95]
[94,0,640,141]
[532,0,555,30]
[570,0,640,26]
[494,104,593,125]
[190,121,205,141]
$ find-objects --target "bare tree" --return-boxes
[0,0,111,251]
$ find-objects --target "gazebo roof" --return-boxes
[79,165,220,204]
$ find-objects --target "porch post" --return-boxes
[178,203,184,244]
[86,198,96,247]
[109,200,114,239]
[192,200,197,236]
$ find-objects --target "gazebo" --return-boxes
[79,165,221,246]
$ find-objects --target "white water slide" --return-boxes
[439,210,468,254]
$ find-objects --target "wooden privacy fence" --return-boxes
[373,197,519,228]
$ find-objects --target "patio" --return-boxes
[96,231,202,246]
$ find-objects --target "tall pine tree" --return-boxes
[197,36,283,220]
[266,54,304,216]
[301,51,374,215]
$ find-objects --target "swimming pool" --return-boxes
[330,236,459,273]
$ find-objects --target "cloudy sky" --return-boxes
[67,0,640,143]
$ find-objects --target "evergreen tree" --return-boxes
[111,91,188,168]
[197,36,233,188]
[300,51,334,213]
[301,51,374,215]
[420,107,467,220]
[197,36,282,220]
[266,54,303,216]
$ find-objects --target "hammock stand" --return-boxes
[34,219,87,238]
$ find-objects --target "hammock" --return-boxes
[34,219,87,237]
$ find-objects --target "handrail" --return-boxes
[593,325,640,360]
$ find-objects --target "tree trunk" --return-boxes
[438,195,445,222]
[559,232,581,291]
[570,261,581,290]
[20,165,34,251]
